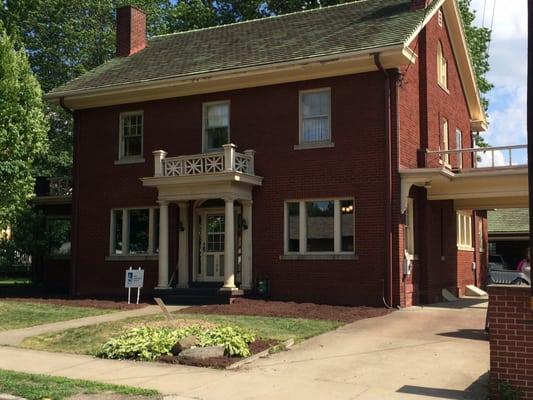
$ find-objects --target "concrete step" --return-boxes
[465,285,488,297]
[441,288,459,302]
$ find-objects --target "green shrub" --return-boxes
[96,325,255,361]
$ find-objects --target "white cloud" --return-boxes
[477,148,506,167]
[469,0,527,147]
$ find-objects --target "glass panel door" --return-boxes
[199,213,225,281]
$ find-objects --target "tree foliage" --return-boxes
[0,27,48,228]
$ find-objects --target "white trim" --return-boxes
[456,210,473,249]
[437,41,448,90]
[404,197,415,257]
[109,206,159,257]
[294,142,335,150]
[118,110,144,160]
[298,87,332,145]
[202,100,230,153]
[284,198,355,256]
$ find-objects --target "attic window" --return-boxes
[437,42,448,89]
[438,10,443,27]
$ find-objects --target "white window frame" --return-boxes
[441,118,450,166]
[456,129,463,169]
[298,88,332,148]
[404,198,415,257]
[437,41,448,90]
[456,211,473,251]
[202,100,230,153]
[283,198,355,256]
[478,218,484,252]
[109,207,159,257]
[118,111,144,161]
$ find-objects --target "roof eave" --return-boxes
[46,44,413,109]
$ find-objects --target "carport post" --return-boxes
[526,2,533,311]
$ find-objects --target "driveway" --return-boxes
[0,299,489,400]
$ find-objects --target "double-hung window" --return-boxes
[437,42,448,89]
[441,118,450,165]
[119,111,143,160]
[299,88,331,145]
[110,208,159,256]
[204,101,230,152]
[284,199,354,255]
[456,211,473,250]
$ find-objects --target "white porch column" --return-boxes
[241,200,253,290]
[157,200,170,289]
[177,201,189,288]
[222,197,236,289]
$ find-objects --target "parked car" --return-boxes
[488,254,531,286]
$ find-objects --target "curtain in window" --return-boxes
[302,91,330,142]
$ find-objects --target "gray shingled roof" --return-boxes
[488,209,530,234]
[48,0,436,96]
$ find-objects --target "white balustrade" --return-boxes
[153,145,255,177]
[425,145,527,171]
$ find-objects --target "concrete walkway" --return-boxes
[0,299,489,399]
[0,305,185,346]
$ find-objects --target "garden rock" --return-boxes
[171,335,198,355]
[178,345,225,361]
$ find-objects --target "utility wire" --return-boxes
[488,0,497,54]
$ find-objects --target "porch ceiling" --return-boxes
[400,166,529,211]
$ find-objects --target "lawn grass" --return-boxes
[0,369,158,400]
[0,301,114,332]
[22,312,342,355]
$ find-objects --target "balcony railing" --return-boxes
[35,176,72,197]
[153,144,255,177]
[425,145,527,171]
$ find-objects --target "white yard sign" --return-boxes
[125,267,144,304]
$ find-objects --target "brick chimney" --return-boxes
[116,6,146,57]
[411,0,433,10]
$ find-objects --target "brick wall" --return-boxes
[488,285,533,399]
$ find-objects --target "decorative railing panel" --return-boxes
[154,144,255,178]
[49,177,72,196]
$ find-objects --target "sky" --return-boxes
[470,0,528,148]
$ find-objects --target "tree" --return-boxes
[0,27,48,229]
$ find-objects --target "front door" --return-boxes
[199,212,225,282]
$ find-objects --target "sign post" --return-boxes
[125,267,144,304]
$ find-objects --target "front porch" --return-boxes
[141,144,262,299]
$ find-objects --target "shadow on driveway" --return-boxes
[397,372,489,399]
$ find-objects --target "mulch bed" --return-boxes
[0,297,148,310]
[157,339,278,369]
[178,298,391,323]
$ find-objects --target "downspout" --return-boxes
[60,97,78,296]
[374,54,394,309]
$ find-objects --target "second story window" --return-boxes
[437,42,448,89]
[119,111,143,160]
[441,118,450,165]
[204,101,230,152]
[299,88,331,145]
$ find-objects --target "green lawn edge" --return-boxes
[21,313,343,356]
[0,301,115,332]
[0,369,159,400]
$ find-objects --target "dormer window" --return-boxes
[437,42,448,90]
[204,101,230,152]
[118,111,143,160]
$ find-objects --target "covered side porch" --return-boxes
[142,144,262,299]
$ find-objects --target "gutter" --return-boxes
[59,96,74,116]
[374,53,394,308]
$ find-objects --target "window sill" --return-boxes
[457,246,475,252]
[438,83,450,94]
[279,253,358,261]
[106,255,158,261]
[114,157,145,165]
[294,142,335,151]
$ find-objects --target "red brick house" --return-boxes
[42,0,519,307]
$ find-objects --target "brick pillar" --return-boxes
[488,285,533,399]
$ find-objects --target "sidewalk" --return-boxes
[0,305,185,346]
